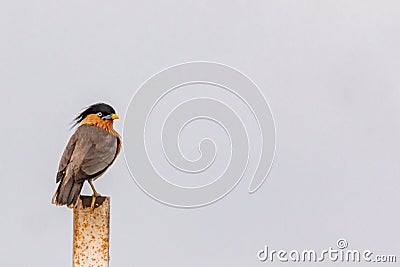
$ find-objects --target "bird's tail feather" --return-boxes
[52,176,83,208]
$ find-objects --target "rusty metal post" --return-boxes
[73,196,110,267]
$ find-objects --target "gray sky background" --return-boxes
[1,1,399,266]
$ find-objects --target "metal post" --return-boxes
[73,196,110,267]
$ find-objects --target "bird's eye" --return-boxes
[97,112,102,117]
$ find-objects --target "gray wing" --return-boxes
[79,127,118,178]
[56,125,118,184]
[57,131,78,183]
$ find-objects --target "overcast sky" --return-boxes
[1,1,399,266]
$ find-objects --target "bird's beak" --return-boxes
[101,114,119,120]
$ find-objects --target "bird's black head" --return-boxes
[73,103,119,127]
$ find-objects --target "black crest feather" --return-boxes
[72,103,116,127]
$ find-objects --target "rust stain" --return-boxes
[73,196,110,267]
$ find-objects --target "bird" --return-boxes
[52,103,121,209]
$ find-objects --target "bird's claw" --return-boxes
[90,192,101,210]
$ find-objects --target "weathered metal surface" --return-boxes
[73,196,110,267]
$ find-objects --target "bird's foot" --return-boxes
[90,192,101,210]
